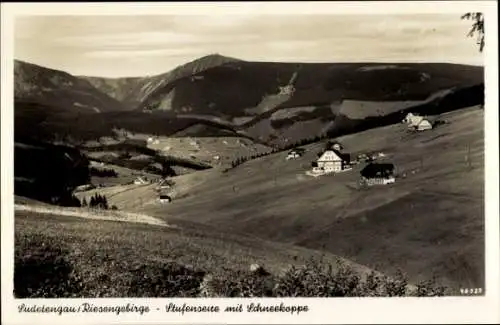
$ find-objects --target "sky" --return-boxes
[14,14,483,78]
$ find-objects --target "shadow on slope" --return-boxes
[14,140,90,204]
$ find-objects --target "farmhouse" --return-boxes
[314,149,351,173]
[327,141,344,151]
[157,179,172,190]
[403,113,433,131]
[133,176,149,185]
[158,194,172,204]
[278,85,295,95]
[286,148,305,160]
[360,163,396,185]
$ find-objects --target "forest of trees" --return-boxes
[81,193,116,210]
[90,167,118,177]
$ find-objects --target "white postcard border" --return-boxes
[1,2,499,324]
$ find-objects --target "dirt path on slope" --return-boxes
[14,204,173,228]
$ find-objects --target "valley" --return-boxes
[12,54,485,297]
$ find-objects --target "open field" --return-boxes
[144,136,271,166]
[88,161,160,187]
[15,207,400,298]
[15,204,170,227]
[13,105,483,297]
[139,106,484,291]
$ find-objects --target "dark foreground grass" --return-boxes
[15,212,447,298]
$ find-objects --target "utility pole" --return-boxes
[467,143,472,169]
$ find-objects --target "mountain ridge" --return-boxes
[14,56,484,148]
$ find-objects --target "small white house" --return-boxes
[278,85,295,95]
[286,148,305,160]
[315,150,350,173]
[134,177,149,185]
[286,150,301,160]
[403,113,433,131]
[286,152,301,160]
[328,141,344,151]
[157,179,172,190]
[415,119,433,131]
[158,195,172,204]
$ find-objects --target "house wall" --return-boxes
[363,176,395,186]
[417,120,433,130]
[318,161,342,172]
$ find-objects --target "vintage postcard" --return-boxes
[1,1,499,324]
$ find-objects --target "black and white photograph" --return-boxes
[1,1,499,324]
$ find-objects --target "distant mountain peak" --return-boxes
[196,53,242,62]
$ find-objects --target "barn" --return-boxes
[286,148,305,160]
[316,150,351,173]
[158,195,172,204]
[360,163,396,185]
[327,141,344,151]
[403,113,433,131]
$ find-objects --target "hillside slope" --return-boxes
[130,58,483,144]
[15,60,127,113]
[80,54,241,110]
[137,60,482,117]
[15,58,483,149]
[141,106,484,291]
[15,207,384,297]
[78,76,146,109]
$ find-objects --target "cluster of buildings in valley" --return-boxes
[132,176,174,204]
[80,111,438,207]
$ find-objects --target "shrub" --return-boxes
[89,193,109,209]
[205,270,276,297]
[14,234,84,298]
[413,277,447,297]
[90,167,118,177]
[273,259,362,297]
[127,262,206,297]
[56,194,81,208]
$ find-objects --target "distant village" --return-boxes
[77,111,441,206]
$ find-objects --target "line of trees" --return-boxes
[81,193,117,210]
[90,167,118,177]
[228,134,328,169]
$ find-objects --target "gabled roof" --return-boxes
[405,113,436,126]
[317,150,343,162]
[289,147,305,153]
[361,163,395,178]
[338,152,351,162]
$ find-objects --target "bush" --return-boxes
[205,270,276,297]
[88,193,109,209]
[90,167,118,177]
[14,235,84,298]
[55,194,81,208]
[205,259,448,298]
[127,263,206,297]
[13,239,448,298]
[273,259,362,297]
